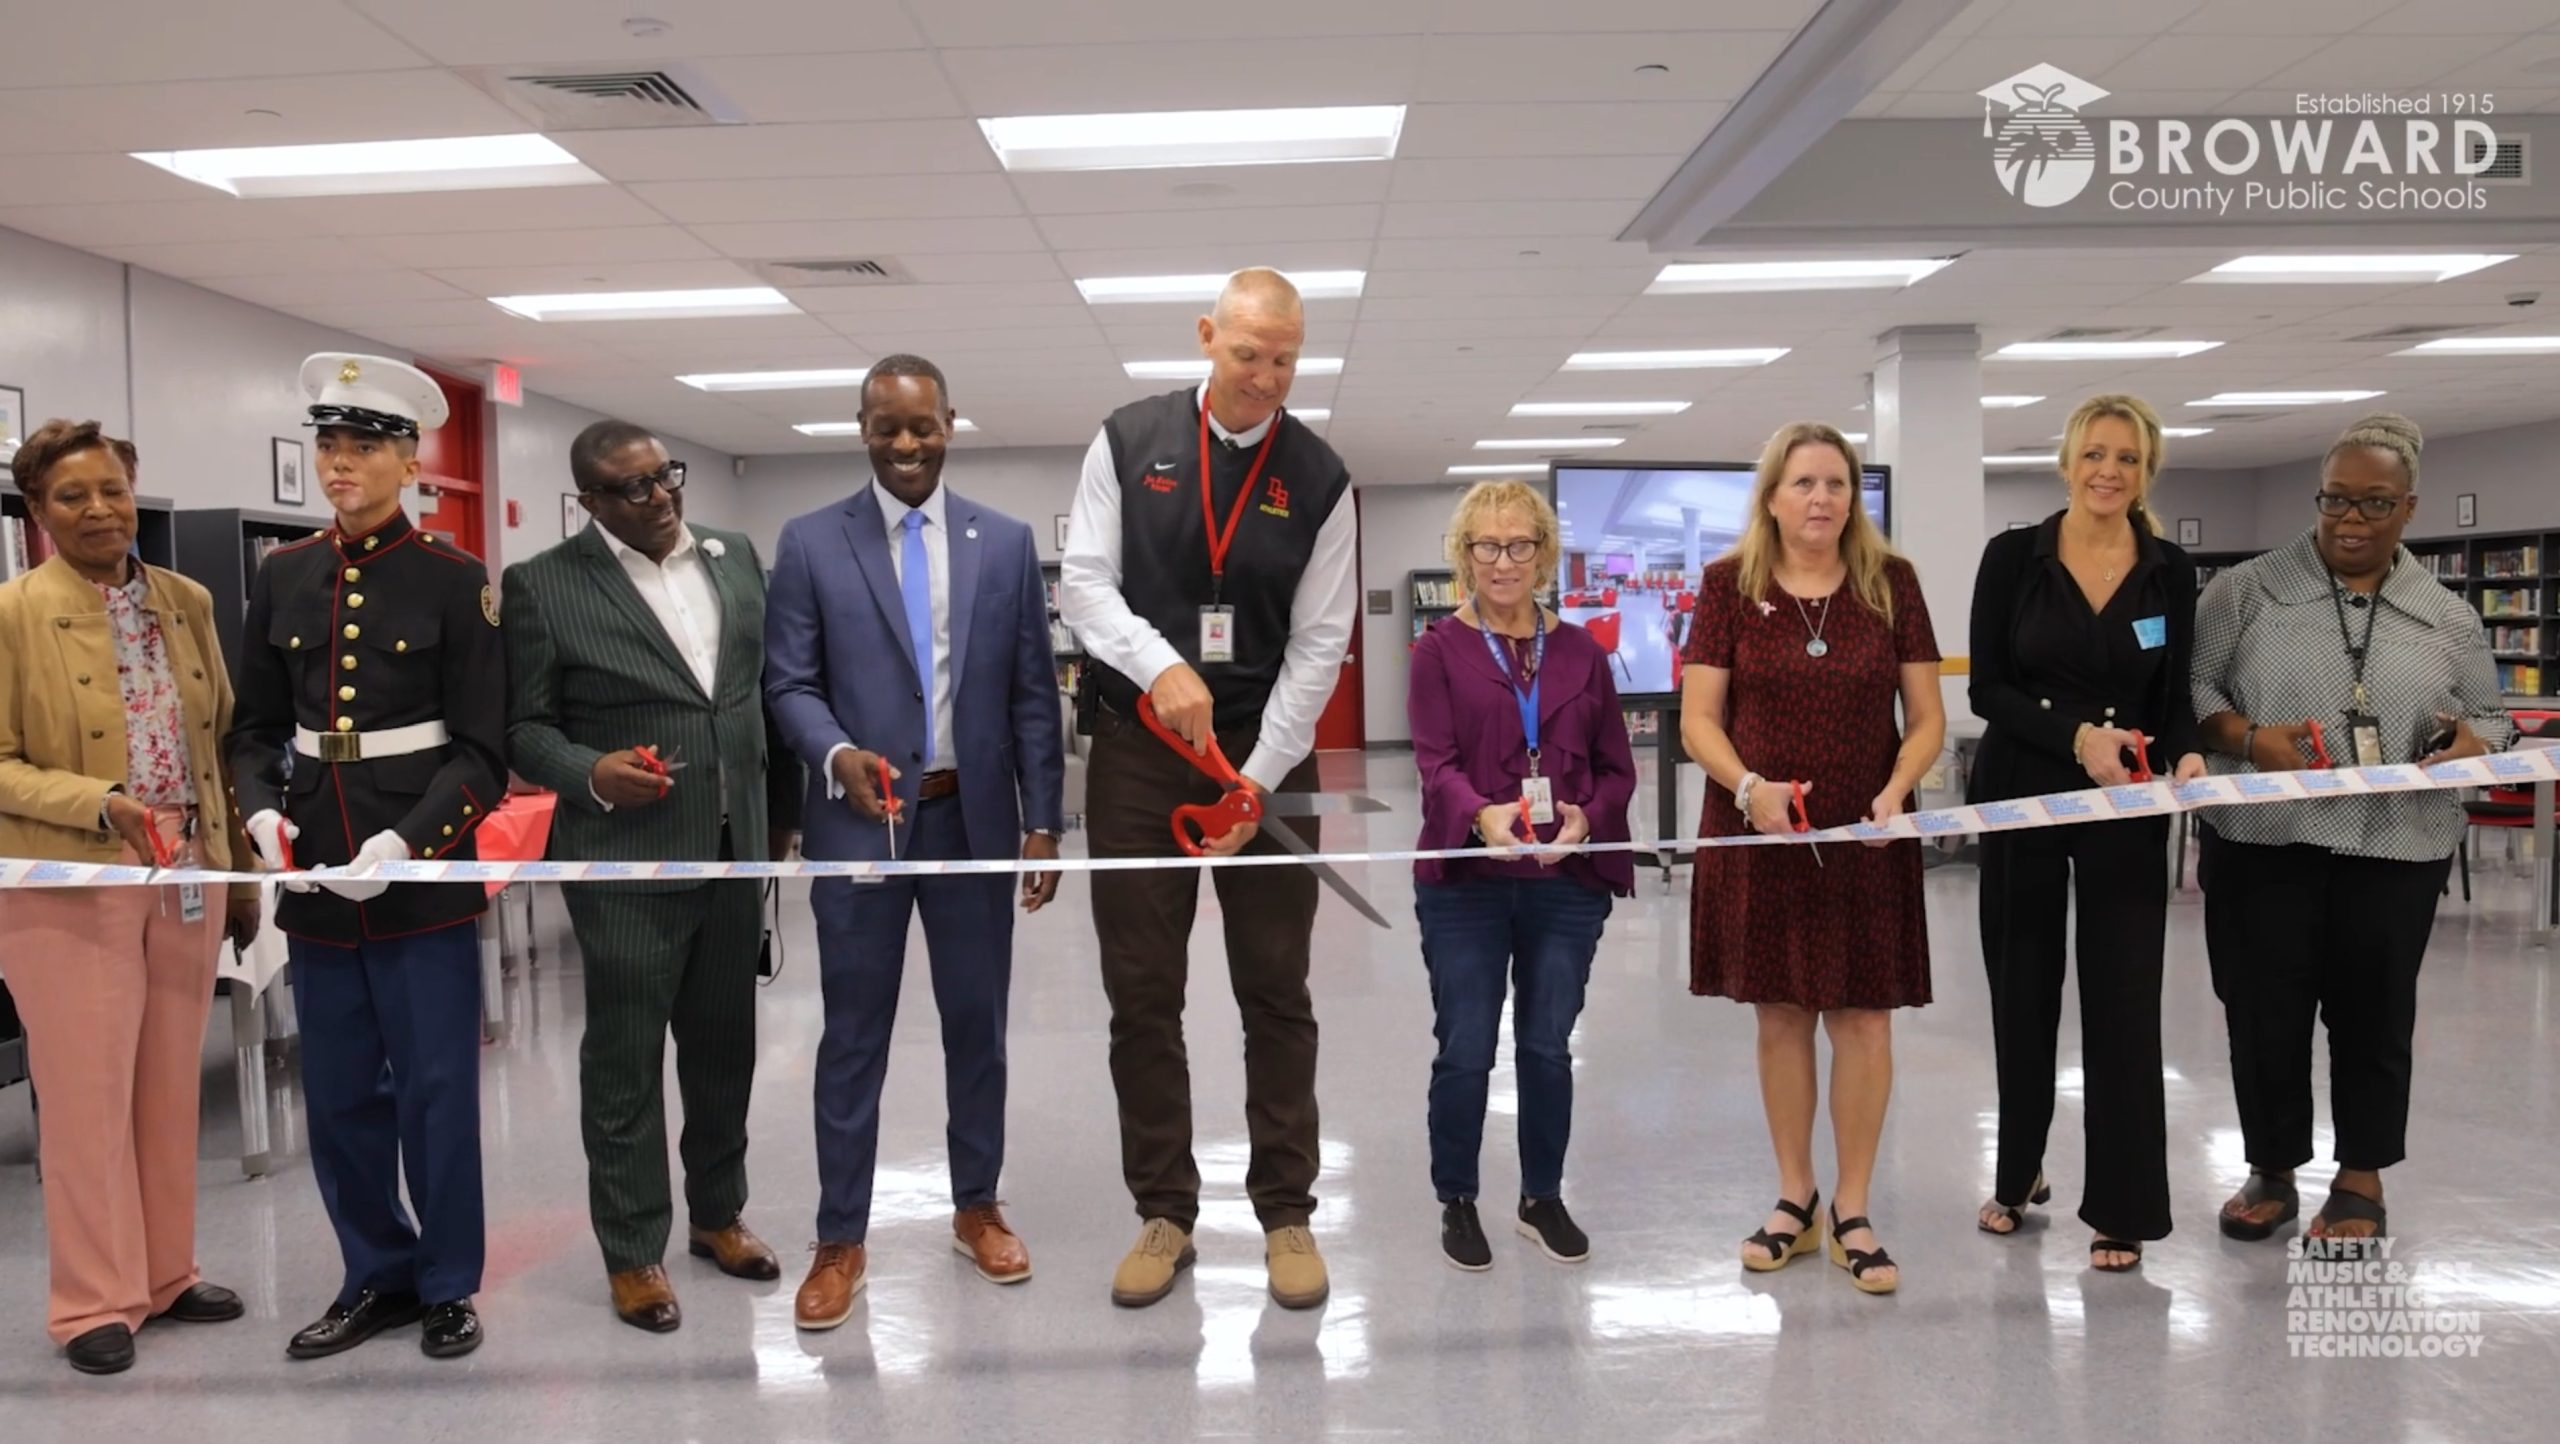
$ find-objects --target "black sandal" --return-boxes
[1978,1172,2052,1236]
[2090,1237,2144,1273]
[1827,1205,1898,1295]
[2309,1188,2388,1241]
[1740,1190,1819,1273]
[2218,1170,2300,1242]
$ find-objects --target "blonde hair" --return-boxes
[1445,480,1561,596]
[2057,393,2167,535]
[1730,422,1899,623]
[2326,411,2423,488]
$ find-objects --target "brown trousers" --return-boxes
[1087,709,1320,1230]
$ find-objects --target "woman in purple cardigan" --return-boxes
[1407,480,1637,1273]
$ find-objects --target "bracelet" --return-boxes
[1734,771,1761,814]
[2072,722,2094,757]
[2241,723,2259,761]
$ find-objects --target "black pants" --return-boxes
[1979,816,2172,1241]
[2198,831,2447,1173]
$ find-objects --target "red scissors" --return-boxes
[1786,780,1823,867]
[634,743,687,777]
[874,755,905,860]
[2123,729,2154,783]
[2304,718,2333,769]
[1133,696,1392,928]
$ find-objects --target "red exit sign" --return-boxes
[489,362,522,407]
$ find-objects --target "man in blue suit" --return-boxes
[765,354,1065,1328]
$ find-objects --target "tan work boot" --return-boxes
[1265,1224,1329,1309]
[1109,1218,1196,1308]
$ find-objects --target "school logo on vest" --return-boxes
[1259,475,1291,519]
[1143,459,1180,493]
[1981,63,2107,208]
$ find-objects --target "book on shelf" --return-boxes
[2495,662,2544,696]
[1412,576,1462,609]
[2416,550,2467,581]
[2478,587,2541,619]
[2479,545,2541,580]
[2487,624,2543,655]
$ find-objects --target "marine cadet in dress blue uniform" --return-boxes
[225,353,505,1361]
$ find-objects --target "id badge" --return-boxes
[2343,709,2385,767]
[1520,775,1556,826]
[1199,605,1236,664]
[178,884,206,924]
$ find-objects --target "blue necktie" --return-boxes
[901,509,934,767]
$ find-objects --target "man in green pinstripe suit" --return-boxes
[501,420,799,1332]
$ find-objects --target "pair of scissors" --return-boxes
[874,755,905,861]
[1134,696,1393,929]
[2123,729,2155,783]
[635,743,687,776]
[2304,718,2333,769]
[1786,780,1822,867]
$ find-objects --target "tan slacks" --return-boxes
[0,858,223,1343]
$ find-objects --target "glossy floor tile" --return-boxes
[2,753,2555,1441]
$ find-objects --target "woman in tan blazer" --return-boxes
[0,420,260,1375]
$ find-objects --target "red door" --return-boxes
[414,367,486,560]
[1314,492,1366,750]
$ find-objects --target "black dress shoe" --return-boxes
[286,1289,425,1360]
[153,1282,246,1324]
[66,1323,135,1375]
[421,1299,482,1359]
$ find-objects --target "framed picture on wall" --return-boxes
[562,492,587,538]
[0,384,25,462]
[2457,493,2477,528]
[271,436,306,506]
[2176,517,2202,547]
[1054,513,1071,551]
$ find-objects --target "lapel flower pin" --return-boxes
[1756,599,1777,616]
[699,537,726,559]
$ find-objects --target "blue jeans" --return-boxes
[1416,877,1613,1203]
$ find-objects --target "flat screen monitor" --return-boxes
[1546,459,1891,701]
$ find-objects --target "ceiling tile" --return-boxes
[345,1,926,64]
[1396,102,1725,158]
[938,37,1424,114]
[681,53,970,122]
[1379,199,1647,238]
[1010,164,1394,217]
[2096,35,2334,92]
[560,121,1001,182]
[0,1,429,88]
[916,0,1430,45]
[360,226,718,269]
[422,258,767,296]
[1034,205,1383,251]
[1414,32,1796,104]
[628,173,1025,225]
[687,216,1050,260]
[1387,156,1688,203]
[0,69,531,156]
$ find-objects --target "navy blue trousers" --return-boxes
[809,795,1014,1244]
[288,920,485,1307]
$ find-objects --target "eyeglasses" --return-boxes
[1467,538,1540,564]
[2313,491,2403,521]
[587,461,686,506]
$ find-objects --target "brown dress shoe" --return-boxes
[952,1203,1033,1284]
[795,1242,866,1331]
[687,1219,782,1281]
[609,1265,682,1333]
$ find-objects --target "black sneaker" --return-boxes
[1441,1200,1493,1272]
[1517,1196,1590,1263]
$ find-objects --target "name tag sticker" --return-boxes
[2132,615,2168,649]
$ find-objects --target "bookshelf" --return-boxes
[1039,560,1087,696]
[1410,568,1462,644]
[2189,549,2260,595]
[2406,529,2559,698]
[1,479,176,577]
[173,508,326,664]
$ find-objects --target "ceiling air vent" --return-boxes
[746,257,919,288]
[2344,322,2498,345]
[2462,132,2529,186]
[2039,325,2164,342]
[471,64,746,130]
[2194,411,2283,425]
[1580,422,1642,433]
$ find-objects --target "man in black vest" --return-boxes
[1060,269,1357,1310]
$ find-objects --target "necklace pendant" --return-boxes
[1805,638,1829,658]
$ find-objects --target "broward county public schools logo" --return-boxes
[1982,63,2110,208]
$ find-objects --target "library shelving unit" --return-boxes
[2404,529,2559,699]
[1410,567,1462,644]
[1039,560,1088,697]
[1,477,177,577]
[172,507,326,665]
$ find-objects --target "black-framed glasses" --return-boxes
[587,461,686,506]
[1467,538,1540,564]
[2313,491,2403,521]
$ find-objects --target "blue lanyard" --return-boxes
[1475,609,1545,769]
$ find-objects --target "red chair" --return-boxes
[2459,711,2558,900]
[1600,587,1620,607]
[1584,611,1631,684]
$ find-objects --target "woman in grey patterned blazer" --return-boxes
[2191,413,2513,1245]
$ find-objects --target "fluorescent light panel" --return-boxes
[1475,438,1626,450]
[1993,340,2223,360]
[979,106,1404,172]
[2398,335,2560,355]
[677,369,869,393]
[1508,401,1691,417]
[1841,431,1868,443]
[1980,395,2044,408]
[2192,254,2514,284]
[2048,427,2215,439]
[1984,455,2052,467]
[492,287,796,322]
[131,133,600,199]
[1123,358,1343,379]
[1646,258,1952,294]
[1448,464,1542,476]
[1563,348,1788,370]
[1076,271,1364,304]
[2189,390,2383,405]
[793,419,977,437]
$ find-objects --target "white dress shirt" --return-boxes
[594,522,726,813]
[820,480,959,797]
[1060,383,1359,791]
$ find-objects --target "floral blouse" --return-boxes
[99,570,192,808]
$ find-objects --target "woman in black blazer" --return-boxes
[1967,394,2204,1273]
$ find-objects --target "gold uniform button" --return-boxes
[441,825,454,837]
[348,594,365,609]
[342,656,358,672]
[462,805,475,817]
[421,846,435,858]
[290,636,302,649]
[343,567,361,583]
[334,717,353,732]
[364,536,379,551]
[338,686,356,701]
[395,640,408,653]
[344,624,360,640]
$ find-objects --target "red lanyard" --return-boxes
[1199,396,1279,602]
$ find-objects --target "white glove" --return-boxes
[318,829,411,902]
[245,808,314,893]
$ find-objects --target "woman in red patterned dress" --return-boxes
[1677,422,1944,1295]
